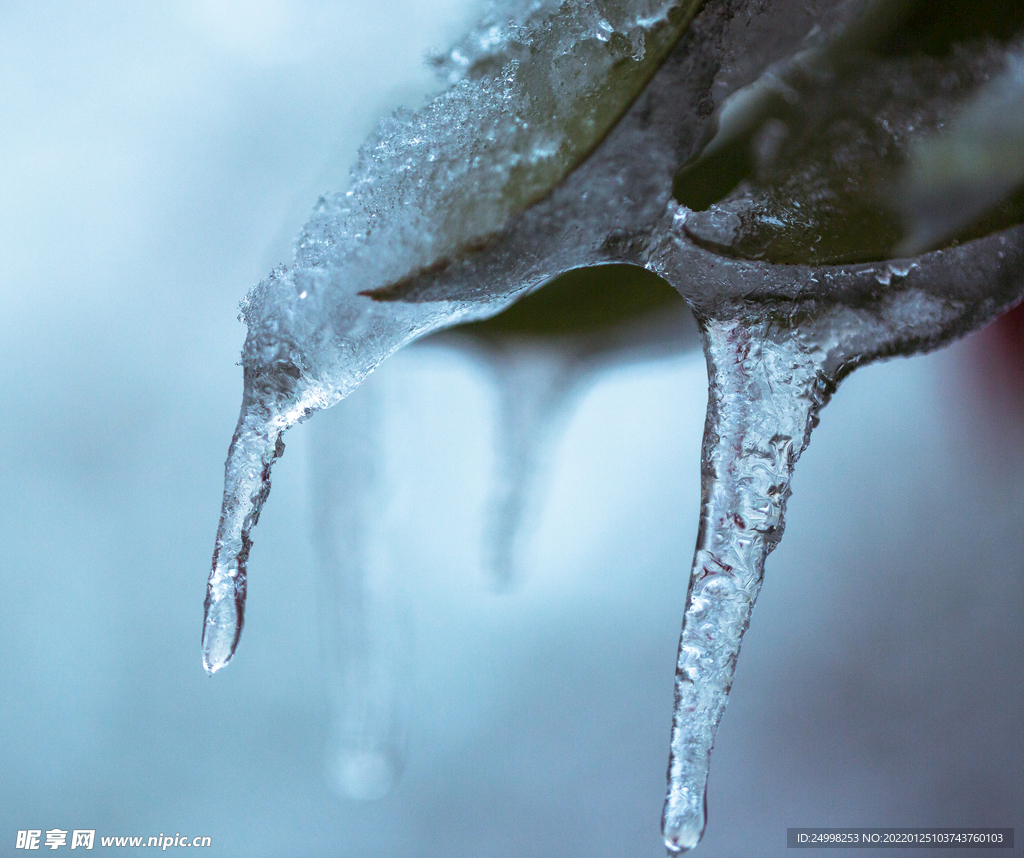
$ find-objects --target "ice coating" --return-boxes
[207,0,1024,852]
[294,0,703,276]
[672,12,1024,266]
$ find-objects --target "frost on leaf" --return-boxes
[206,0,1024,853]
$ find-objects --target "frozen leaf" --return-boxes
[205,0,706,674]
[205,0,1024,853]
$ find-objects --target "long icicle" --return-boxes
[663,314,832,853]
[203,374,288,674]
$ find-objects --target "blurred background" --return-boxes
[0,1,1020,856]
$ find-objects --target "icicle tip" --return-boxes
[201,573,244,675]
[663,805,706,855]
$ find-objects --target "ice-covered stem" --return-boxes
[663,315,832,853]
[203,369,291,674]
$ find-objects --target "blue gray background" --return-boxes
[0,2,1021,855]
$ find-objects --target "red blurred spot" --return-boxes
[970,300,1024,416]
[989,301,1024,379]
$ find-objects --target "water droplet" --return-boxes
[328,749,402,801]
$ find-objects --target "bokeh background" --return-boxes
[0,2,1021,855]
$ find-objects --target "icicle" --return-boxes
[481,345,579,589]
[203,385,286,674]
[662,314,831,852]
[653,229,1024,852]
[309,375,407,800]
[440,265,697,588]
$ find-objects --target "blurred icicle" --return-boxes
[432,265,699,589]
[308,372,408,801]
[477,343,580,590]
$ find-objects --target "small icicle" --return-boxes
[203,374,289,674]
[663,314,831,853]
[309,374,407,800]
[446,264,696,588]
[483,345,579,589]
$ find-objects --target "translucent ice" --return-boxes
[663,316,833,850]
[206,0,1024,852]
